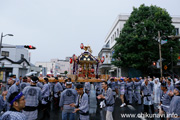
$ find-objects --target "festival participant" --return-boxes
[6,78,19,101]
[159,82,172,120]
[97,81,115,120]
[40,77,50,120]
[68,78,75,89]
[53,77,63,109]
[125,78,133,105]
[133,78,142,105]
[108,78,118,99]
[153,78,161,110]
[167,78,174,91]
[118,78,126,107]
[94,82,102,107]
[20,77,30,92]
[0,91,7,117]
[141,78,154,114]
[84,82,91,96]
[1,92,27,120]
[169,83,180,120]
[22,76,42,120]
[59,80,77,120]
[70,84,89,120]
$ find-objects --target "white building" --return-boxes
[98,14,180,77]
[35,58,71,77]
[0,44,30,81]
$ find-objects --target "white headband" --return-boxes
[31,79,38,83]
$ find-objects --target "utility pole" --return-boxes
[158,31,163,78]
[171,47,174,80]
[157,34,180,79]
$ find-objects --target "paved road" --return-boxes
[38,84,159,120]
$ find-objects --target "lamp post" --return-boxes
[170,47,174,80]
[0,32,14,56]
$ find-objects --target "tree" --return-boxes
[64,71,68,76]
[112,4,179,75]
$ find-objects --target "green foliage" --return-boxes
[112,4,178,72]
[64,71,68,75]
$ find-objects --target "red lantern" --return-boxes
[73,54,76,61]
[101,56,105,63]
[80,43,84,49]
[69,58,73,64]
[102,56,105,61]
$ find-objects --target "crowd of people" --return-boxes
[0,74,180,120]
[97,76,180,120]
[0,75,90,120]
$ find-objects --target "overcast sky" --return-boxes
[0,0,180,64]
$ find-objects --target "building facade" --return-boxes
[0,44,31,82]
[35,58,71,77]
[98,14,180,77]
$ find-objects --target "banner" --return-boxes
[0,71,3,81]
[0,71,5,82]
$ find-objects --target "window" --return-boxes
[105,41,110,48]
[1,51,9,57]
[117,29,119,36]
[175,28,179,35]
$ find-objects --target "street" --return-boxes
[38,84,158,120]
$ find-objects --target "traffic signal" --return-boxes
[153,62,156,66]
[24,45,36,49]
